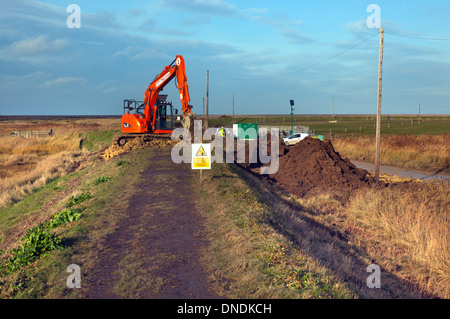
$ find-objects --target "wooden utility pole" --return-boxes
[374,28,384,184]
[206,70,209,128]
[332,96,334,118]
[203,97,205,118]
[232,88,235,122]
[418,103,421,124]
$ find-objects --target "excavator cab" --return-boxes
[154,95,176,131]
[122,95,177,133]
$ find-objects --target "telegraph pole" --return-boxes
[232,88,235,122]
[332,96,334,119]
[206,70,209,128]
[418,103,421,124]
[374,28,384,184]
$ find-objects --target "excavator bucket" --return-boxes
[181,113,195,131]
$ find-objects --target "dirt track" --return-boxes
[84,148,221,299]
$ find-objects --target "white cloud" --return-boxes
[5,35,69,56]
[0,35,69,60]
[344,19,423,39]
[243,12,309,45]
[279,28,316,45]
[41,76,86,88]
[101,87,117,93]
[110,46,173,61]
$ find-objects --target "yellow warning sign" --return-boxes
[195,146,207,157]
[192,143,211,170]
[193,157,210,168]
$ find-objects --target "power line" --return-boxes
[215,30,450,82]
[280,32,379,77]
[217,32,379,81]
[384,31,450,41]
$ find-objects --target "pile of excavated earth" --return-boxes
[236,136,381,201]
[270,137,378,200]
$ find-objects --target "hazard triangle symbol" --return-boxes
[195,146,207,157]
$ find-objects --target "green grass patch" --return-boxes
[65,193,93,208]
[116,160,129,167]
[93,176,111,185]
[2,225,62,273]
[0,192,92,276]
[0,168,90,245]
[80,130,118,152]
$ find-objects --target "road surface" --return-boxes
[352,160,450,181]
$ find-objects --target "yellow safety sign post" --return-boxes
[192,143,211,184]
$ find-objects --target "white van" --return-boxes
[282,133,310,146]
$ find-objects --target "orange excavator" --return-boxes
[114,55,195,146]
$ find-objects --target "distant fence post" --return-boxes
[8,129,53,138]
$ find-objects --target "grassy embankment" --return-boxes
[196,163,357,299]
[0,118,148,298]
[0,118,120,207]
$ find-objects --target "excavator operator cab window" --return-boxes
[123,99,144,116]
[161,105,166,121]
[155,95,174,131]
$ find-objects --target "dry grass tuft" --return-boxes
[0,118,120,208]
[0,149,85,207]
[0,134,81,156]
[332,134,450,171]
[347,181,450,298]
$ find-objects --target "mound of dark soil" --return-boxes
[268,137,378,201]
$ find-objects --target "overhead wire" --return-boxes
[216,30,450,82]
[216,32,379,81]
[384,31,450,41]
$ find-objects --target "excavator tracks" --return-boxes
[112,133,171,147]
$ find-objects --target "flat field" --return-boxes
[209,114,450,135]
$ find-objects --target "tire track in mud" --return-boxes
[85,148,221,299]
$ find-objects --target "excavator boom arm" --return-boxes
[174,56,193,117]
[143,55,193,131]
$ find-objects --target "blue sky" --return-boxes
[0,0,449,116]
